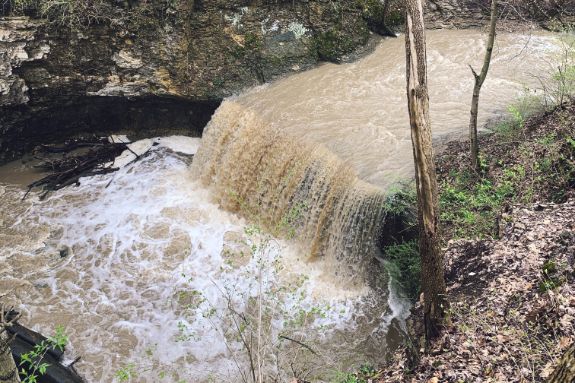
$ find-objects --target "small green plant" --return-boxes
[332,364,379,383]
[539,259,563,292]
[19,325,68,383]
[115,363,136,382]
[275,201,308,239]
[333,371,361,383]
[492,93,543,138]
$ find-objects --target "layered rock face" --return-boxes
[425,0,575,29]
[1,0,572,163]
[0,0,372,163]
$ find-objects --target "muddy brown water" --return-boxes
[0,30,564,382]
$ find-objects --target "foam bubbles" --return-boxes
[1,137,391,382]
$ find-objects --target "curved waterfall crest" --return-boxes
[192,101,388,277]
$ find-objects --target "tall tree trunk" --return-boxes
[405,0,448,340]
[469,0,497,171]
[548,344,575,383]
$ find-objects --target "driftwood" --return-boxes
[23,137,129,199]
[4,311,83,383]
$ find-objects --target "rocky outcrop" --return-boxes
[0,0,374,163]
[1,0,571,163]
[424,0,575,29]
[424,0,488,28]
[0,17,47,106]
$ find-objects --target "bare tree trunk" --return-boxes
[405,0,448,341]
[548,344,575,383]
[469,0,497,171]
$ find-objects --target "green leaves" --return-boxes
[115,363,136,382]
[47,325,68,352]
[38,363,50,375]
[383,240,421,300]
[19,326,67,383]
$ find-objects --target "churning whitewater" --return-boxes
[0,29,565,382]
[0,138,404,382]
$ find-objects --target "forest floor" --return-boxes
[375,102,575,382]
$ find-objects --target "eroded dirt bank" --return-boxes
[378,103,575,382]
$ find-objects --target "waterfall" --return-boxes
[192,101,388,281]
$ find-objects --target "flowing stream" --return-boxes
[0,30,564,382]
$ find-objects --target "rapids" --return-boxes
[237,29,562,188]
[0,29,565,382]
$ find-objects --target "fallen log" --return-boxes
[33,137,111,154]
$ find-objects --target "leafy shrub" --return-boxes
[383,240,420,300]
[379,184,420,300]
[19,325,68,383]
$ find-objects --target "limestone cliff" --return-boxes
[1,0,572,163]
[0,0,375,162]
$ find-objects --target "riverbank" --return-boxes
[377,102,575,382]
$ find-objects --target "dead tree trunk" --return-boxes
[548,344,575,383]
[469,0,497,171]
[405,0,449,341]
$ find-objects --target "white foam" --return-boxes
[2,139,381,382]
[156,136,202,155]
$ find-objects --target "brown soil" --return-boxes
[378,104,575,382]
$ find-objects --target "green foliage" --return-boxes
[440,170,516,239]
[115,363,136,382]
[491,93,544,138]
[442,96,575,240]
[19,325,68,383]
[383,240,420,299]
[275,201,308,239]
[380,184,420,299]
[539,259,564,292]
[382,182,417,217]
[332,364,379,383]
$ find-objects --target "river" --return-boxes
[0,29,564,382]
